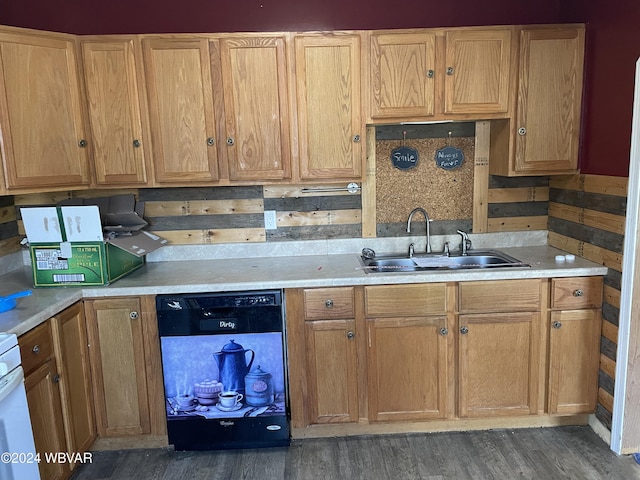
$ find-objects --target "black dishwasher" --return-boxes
[156,290,290,450]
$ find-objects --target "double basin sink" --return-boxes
[359,249,529,274]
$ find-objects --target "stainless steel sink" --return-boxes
[359,249,529,273]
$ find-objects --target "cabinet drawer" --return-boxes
[551,277,603,310]
[459,279,541,313]
[304,287,355,320]
[365,283,447,317]
[19,321,54,375]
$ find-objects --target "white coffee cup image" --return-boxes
[218,391,243,408]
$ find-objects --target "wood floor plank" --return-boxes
[70,427,640,480]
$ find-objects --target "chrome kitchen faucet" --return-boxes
[406,207,432,254]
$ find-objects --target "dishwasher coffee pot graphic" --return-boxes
[213,339,254,398]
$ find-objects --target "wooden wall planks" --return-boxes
[0,195,20,256]
[487,175,549,232]
[13,185,364,245]
[548,174,628,431]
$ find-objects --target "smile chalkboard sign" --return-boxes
[391,146,419,170]
[435,146,464,170]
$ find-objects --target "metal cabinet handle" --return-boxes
[207,137,215,146]
[439,327,448,336]
[460,326,469,335]
[133,139,141,148]
[446,66,454,75]
[518,127,527,136]
[552,321,562,329]
[78,139,88,147]
[426,69,434,78]
[53,374,61,384]
[325,299,334,308]
[346,331,355,340]
[353,134,361,143]
[32,345,40,354]
[130,311,139,320]
[227,137,235,146]
[573,289,583,297]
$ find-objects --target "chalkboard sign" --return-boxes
[435,146,464,170]
[391,146,419,170]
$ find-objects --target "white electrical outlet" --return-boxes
[264,210,277,230]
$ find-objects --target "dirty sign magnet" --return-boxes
[435,146,464,170]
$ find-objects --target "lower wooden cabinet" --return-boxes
[304,319,358,424]
[365,283,452,422]
[20,321,71,480]
[50,303,96,455]
[367,316,450,421]
[300,287,359,425]
[548,276,603,415]
[548,309,601,414]
[83,296,166,438]
[288,276,603,431]
[458,312,540,417]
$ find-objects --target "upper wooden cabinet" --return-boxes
[293,34,363,180]
[369,32,436,119]
[490,25,586,176]
[443,28,513,115]
[0,30,90,191]
[213,35,292,181]
[81,37,149,186]
[141,37,220,184]
[367,27,514,122]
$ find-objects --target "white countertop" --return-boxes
[0,244,608,337]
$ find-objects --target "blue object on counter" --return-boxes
[0,290,32,313]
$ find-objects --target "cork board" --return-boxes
[376,137,475,223]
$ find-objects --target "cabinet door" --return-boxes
[142,37,219,183]
[369,32,436,119]
[367,316,450,421]
[85,297,151,436]
[514,27,585,174]
[51,303,96,455]
[215,36,291,181]
[458,312,539,417]
[444,28,512,114]
[0,32,90,190]
[548,309,601,414]
[305,319,358,424]
[25,360,69,480]
[294,34,362,180]
[81,38,148,186]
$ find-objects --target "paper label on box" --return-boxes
[59,242,73,259]
[34,248,69,270]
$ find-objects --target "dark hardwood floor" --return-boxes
[70,426,640,480]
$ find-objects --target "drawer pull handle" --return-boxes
[460,326,469,335]
[32,345,40,354]
[325,299,334,308]
[552,321,562,329]
[440,327,449,336]
[573,289,583,297]
[130,311,139,320]
[346,331,355,340]
[53,374,60,384]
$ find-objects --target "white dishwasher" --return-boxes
[0,333,40,480]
